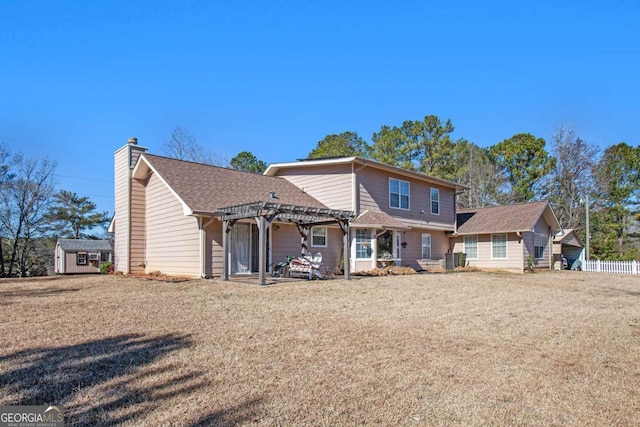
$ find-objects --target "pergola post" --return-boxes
[294,224,310,257]
[216,202,355,284]
[256,215,268,285]
[222,219,229,280]
[340,220,351,280]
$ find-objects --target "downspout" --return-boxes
[516,231,524,273]
[198,216,205,278]
[548,225,553,270]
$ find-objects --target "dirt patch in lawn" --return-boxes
[1,271,639,426]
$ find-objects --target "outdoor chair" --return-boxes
[288,252,324,280]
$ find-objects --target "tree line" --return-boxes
[303,117,639,261]
[2,116,637,278]
[202,116,636,261]
[0,144,110,277]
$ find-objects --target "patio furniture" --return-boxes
[289,253,324,280]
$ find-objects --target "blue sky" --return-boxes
[1,0,639,216]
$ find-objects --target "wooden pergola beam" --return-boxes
[215,201,354,285]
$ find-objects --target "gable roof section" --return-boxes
[554,229,584,247]
[456,201,561,235]
[133,154,328,215]
[351,210,410,230]
[58,239,112,251]
[265,156,467,191]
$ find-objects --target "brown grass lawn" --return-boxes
[1,271,639,426]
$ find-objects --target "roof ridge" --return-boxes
[143,153,272,178]
[458,200,548,212]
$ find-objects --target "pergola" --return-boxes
[215,201,355,285]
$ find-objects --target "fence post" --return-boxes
[596,259,601,272]
[633,260,638,275]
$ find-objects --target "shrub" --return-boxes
[527,255,534,272]
[100,262,114,275]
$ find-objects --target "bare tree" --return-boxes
[0,155,56,277]
[162,126,227,166]
[453,140,502,208]
[0,144,23,276]
[548,125,599,230]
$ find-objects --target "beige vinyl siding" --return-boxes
[271,224,344,273]
[272,223,305,262]
[130,177,146,273]
[528,218,553,269]
[64,251,101,274]
[145,173,200,276]
[113,143,147,274]
[451,233,525,272]
[358,168,456,231]
[523,232,533,269]
[354,259,374,272]
[113,146,131,273]
[402,229,449,271]
[313,227,343,272]
[208,219,223,277]
[274,164,353,211]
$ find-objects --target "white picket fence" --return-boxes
[583,259,639,275]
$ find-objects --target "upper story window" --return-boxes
[389,178,410,210]
[311,226,327,247]
[430,188,440,215]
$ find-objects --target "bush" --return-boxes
[527,255,534,272]
[100,262,114,275]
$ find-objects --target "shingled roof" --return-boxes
[351,210,409,229]
[456,201,561,235]
[58,239,113,251]
[134,154,329,215]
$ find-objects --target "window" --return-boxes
[311,226,327,247]
[101,251,111,262]
[377,230,393,259]
[464,235,478,259]
[430,188,440,215]
[534,233,546,259]
[356,229,372,259]
[421,233,431,260]
[88,253,99,261]
[492,234,507,259]
[389,178,410,210]
[77,252,87,265]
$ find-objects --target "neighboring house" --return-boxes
[553,229,585,270]
[112,138,465,283]
[450,201,562,273]
[54,239,113,274]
